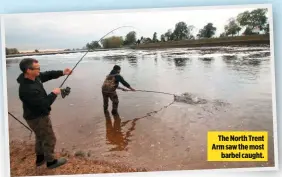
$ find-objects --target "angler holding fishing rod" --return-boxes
[8,26,137,171]
[16,58,72,169]
[102,65,136,115]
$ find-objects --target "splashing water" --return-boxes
[174,92,208,104]
[174,92,230,107]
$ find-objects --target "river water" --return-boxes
[6,45,275,171]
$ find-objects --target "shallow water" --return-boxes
[7,45,275,171]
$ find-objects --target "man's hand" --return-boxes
[129,87,136,91]
[63,68,72,75]
[52,88,61,95]
[122,88,129,91]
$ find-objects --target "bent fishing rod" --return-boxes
[59,25,136,88]
[8,25,136,133]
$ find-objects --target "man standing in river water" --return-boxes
[102,65,136,115]
[16,58,72,169]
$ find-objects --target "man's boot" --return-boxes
[46,157,67,169]
[36,154,45,166]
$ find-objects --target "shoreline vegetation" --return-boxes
[134,34,270,49]
[6,34,270,59]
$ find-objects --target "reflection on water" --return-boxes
[198,57,214,66]
[221,54,263,80]
[6,45,274,171]
[222,55,238,63]
[248,52,270,58]
[104,110,145,152]
[105,55,125,60]
[199,57,214,61]
[104,111,128,151]
[6,58,22,68]
[126,55,138,67]
[173,58,189,68]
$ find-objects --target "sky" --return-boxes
[4,5,270,52]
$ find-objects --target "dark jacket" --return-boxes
[16,70,64,120]
[109,70,131,89]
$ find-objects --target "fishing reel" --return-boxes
[61,86,71,98]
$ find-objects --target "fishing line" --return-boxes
[109,89,178,122]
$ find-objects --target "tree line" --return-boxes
[6,48,41,55]
[85,8,269,49]
[6,48,20,55]
[85,31,137,50]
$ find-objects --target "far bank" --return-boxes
[6,35,270,59]
[133,34,270,49]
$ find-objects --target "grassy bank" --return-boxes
[134,34,270,49]
[9,140,146,176]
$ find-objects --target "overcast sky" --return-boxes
[4,5,270,52]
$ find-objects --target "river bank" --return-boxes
[9,140,146,177]
[135,34,270,49]
[6,35,270,59]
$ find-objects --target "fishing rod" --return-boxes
[134,89,176,96]
[8,25,137,133]
[59,25,136,98]
[116,88,177,96]
[59,25,136,89]
[8,112,32,139]
[8,112,32,132]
